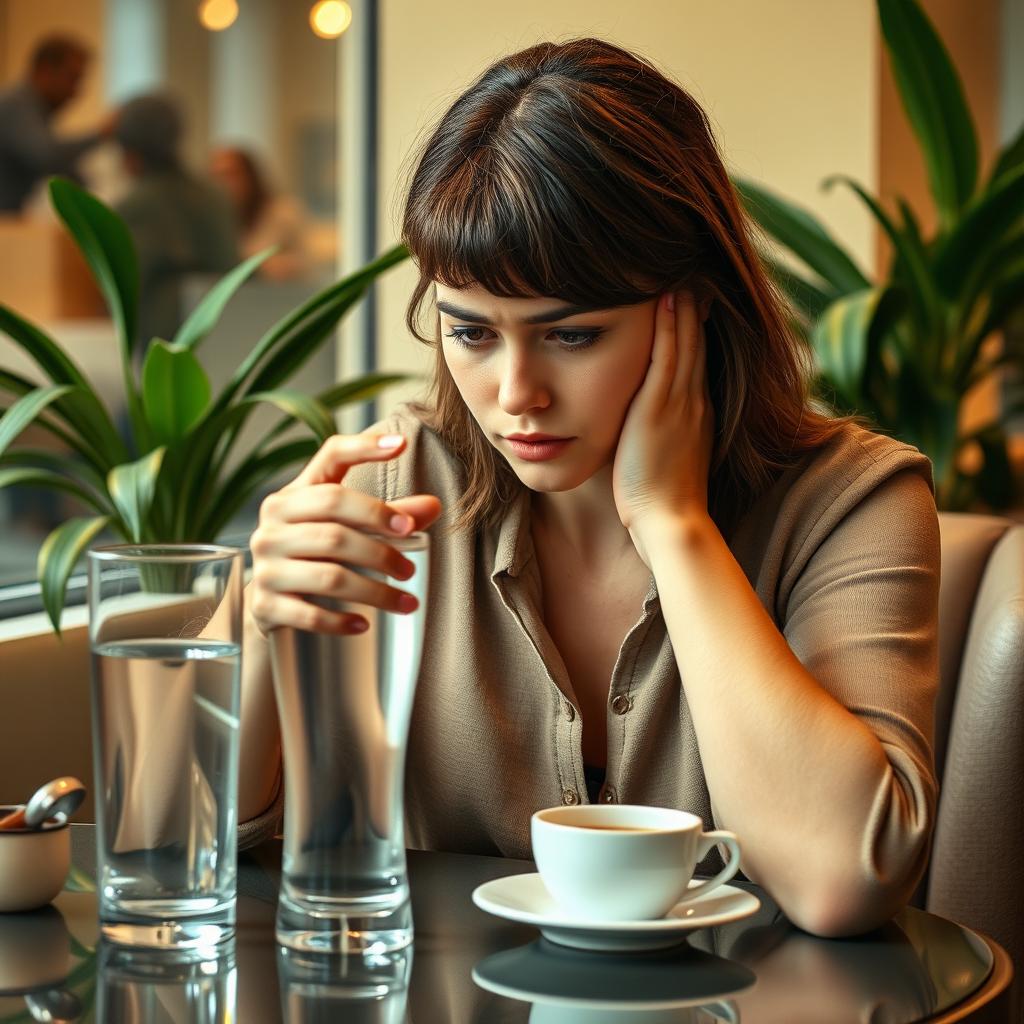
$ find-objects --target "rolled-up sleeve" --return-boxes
[781,467,940,913]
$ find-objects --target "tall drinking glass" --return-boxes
[88,544,244,949]
[96,939,238,1022]
[277,946,412,1023]
[270,531,430,954]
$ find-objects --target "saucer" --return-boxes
[472,937,756,1014]
[471,874,760,952]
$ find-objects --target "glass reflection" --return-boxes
[472,938,754,1023]
[95,939,237,1023]
[277,945,411,1024]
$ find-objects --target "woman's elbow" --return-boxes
[782,867,920,938]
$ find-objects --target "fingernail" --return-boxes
[390,513,413,534]
[377,434,403,449]
[349,619,368,633]
[666,292,676,312]
[398,593,419,613]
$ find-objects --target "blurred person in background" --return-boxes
[208,144,312,282]
[0,33,115,213]
[114,94,239,349]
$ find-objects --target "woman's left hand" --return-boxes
[612,289,714,566]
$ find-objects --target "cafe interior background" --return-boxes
[0,0,1022,802]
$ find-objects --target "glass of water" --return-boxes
[270,531,430,954]
[87,544,244,950]
[97,939,238,1021]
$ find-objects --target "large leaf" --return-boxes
[933,166,1024,298]
[221,245,408,402]
[242,391,335,441]
[171,247,276,351]
[38,515,111,634]
[0,467,107,513]
[0,303,93,386]
[245,282,369,394]
[199,438,319,538]
[811,288,898,409]
[734,178,869,294]
[0,385,74,458]
[317,373,412,410]
[107,447,167,542]
[877,0,978,226]
[987,121,1024,188]
[0,305,125,464]
[142,341,211,443]
[0,447,108,496]
[823,175,940,335]
[256,372,412,453]
[173,390,334,538]
[48,178,138,357]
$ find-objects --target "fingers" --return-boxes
[255,558,418,616]
[285,431,406,491]
[250,590,371,636]
[671,290,703,401]
[252,521,416,581]
[388,494,443,531]
[261,483,417,537]
[644,291,678,409]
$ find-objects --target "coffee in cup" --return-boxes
[531,805,742,921]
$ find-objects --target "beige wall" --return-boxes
[374,0,879,408]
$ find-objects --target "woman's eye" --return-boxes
[443,327,603,351]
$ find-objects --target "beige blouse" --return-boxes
[342,404,940,885]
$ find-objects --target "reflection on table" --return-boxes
[0,826,1006,1023]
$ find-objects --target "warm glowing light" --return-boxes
[310,0,352,39]
[199,0,239,31]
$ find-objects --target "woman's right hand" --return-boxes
[248,432,443,638]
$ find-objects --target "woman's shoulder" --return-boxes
[344,402,466,503]
[792,418,934,501]
[734,419,936,566]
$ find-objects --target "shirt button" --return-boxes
[601,787,617,804]
[562,789,580,806]
[611,695,632,715]
[564,703,576,722]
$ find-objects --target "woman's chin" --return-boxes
[507,460,599,494]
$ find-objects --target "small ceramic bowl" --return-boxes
[0,807,71,913]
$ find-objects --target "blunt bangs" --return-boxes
[403,91,671,313]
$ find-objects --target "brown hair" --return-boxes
[401,37,848,535]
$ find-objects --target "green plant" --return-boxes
[0,178,410,632]
[734,0,1024,510]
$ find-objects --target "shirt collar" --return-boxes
[490,487,533,580]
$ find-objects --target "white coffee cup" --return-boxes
[531,805,742,921]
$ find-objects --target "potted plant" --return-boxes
[0,178,410,632]
[734,0,1024,510]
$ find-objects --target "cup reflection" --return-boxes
[95,939,237,1023]
[277,945,412,1024]
[472,938,754,1023]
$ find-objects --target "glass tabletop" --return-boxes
[0,825,995,1023]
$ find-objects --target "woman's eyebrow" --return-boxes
[435,300,604,324]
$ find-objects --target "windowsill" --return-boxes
[0,605,89,642]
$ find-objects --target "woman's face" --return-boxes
[436,282,658,493]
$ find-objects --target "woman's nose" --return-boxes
[497,352,551,415]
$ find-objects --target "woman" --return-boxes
[208,145,311,282]
[242,38,939,937]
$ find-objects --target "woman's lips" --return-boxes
[503,437,574,462]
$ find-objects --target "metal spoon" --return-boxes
[24,988,84,1023]
[0,777,86,830]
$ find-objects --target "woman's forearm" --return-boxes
[237,583,283,822]
[642,512,919,936]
